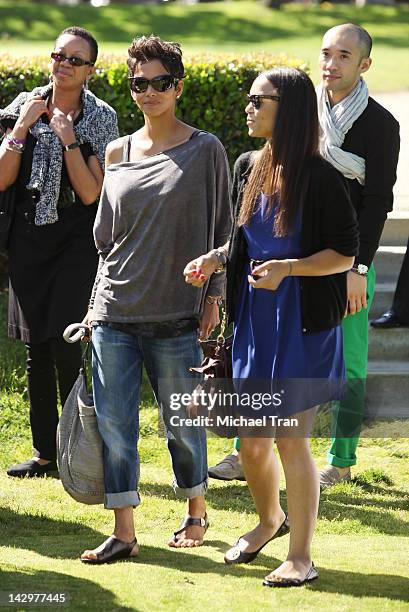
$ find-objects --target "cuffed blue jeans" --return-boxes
[92,325,208,509]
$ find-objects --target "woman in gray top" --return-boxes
[81,35,231,564]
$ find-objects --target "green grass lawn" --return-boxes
[0,291,409,610]
[0,2,408,91]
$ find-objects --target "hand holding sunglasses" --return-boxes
[128,74,179,94]
[51,52,94,67]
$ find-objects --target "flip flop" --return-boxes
[224,515,290,565]
[81,536,138,564]
[263,563,318,587]
[171,513,209,545]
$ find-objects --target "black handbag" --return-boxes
[0,182,16,252]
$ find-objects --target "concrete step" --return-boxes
[380,211,409,247]
[368,327,409,361]
[369,282,395,319]
[366,360,409,418]
[373,246,405,284]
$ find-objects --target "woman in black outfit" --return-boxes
[0,26,118,477]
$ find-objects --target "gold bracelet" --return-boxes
[288,261,292,276]
[4,143,23,154]
[212,248,227,273]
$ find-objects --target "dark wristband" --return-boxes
[63,141,79,151]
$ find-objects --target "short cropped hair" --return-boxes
[336,23,372,58]
[57,26,98,64]
[127,35,184,79]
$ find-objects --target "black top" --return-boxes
[2,115,95,220]
[226,152,359,333]
[2,115,99,343]
[341,97,400,267]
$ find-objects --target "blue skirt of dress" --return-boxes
[232,195,345,418]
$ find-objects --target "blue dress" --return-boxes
[232,195,345,417]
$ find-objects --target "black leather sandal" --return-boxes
[171,513,209,544]
[80,536,138,564]
[224,515,290,565]
[7,459,59,478]
[262,563,318,587]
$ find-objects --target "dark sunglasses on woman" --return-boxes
[247,94,281,110]
[51,52,94,67]
[128,74,179,94]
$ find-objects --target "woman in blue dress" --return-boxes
[184,68,358,587]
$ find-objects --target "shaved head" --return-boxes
[319,23,372,103]
[324,23,372,59]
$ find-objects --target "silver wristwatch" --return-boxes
[351,263,368,276]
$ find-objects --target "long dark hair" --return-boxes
[239,68,319,235]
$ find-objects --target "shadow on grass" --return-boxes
[318,481,409,535]
[1,507,408,603]
[1,551,408,606]
[133,545,409,604]
[141,481,408,535]
[358,483,409,500]
[0,568,136,611]
[309,568,409,602]
[0,506,106,560]
[0,4,408,48]
[140,481,256,514]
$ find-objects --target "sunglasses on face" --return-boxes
[51,52,93,67]
[247,94,281,110]
[128,74,178,93]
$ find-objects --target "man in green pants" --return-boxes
[209,23,400,487]
[317,23,399,487]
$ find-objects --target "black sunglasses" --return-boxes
[51,52,94,67]
[247,94,281,110]
[128,74,178,93]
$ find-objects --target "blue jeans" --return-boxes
[92,325,208,509]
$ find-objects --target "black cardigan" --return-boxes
[226,152,360,333]
[341,97,400,267]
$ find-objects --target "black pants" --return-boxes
[392,236,409,323]
[25,338,81,460]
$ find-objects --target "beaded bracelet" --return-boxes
[5,133,26,152]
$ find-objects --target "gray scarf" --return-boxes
[0,85,119,225]
[317,78,369,185]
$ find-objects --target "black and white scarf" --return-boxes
[0,85,119,225]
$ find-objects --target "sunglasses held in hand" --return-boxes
[51,52,94,67]
[128,74,179,94]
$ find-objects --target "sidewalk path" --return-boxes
[374,91,409,213]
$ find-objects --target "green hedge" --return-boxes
[0,52,308,165]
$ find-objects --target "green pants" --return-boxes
[234,266,376,464]
[327,265,376,468]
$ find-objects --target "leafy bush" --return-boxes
[0,52,308,164]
